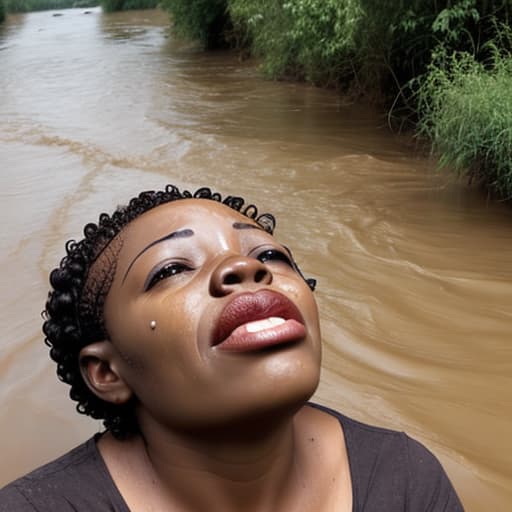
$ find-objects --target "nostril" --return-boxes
[254,269,267,283]
[213,260,272,294]
[223,273,241,285]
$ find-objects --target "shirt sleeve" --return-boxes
[405,435,465,511]
[0,484,37,512]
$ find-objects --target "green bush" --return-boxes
[227,0,457,95]
[229,0,362,84]
[0,0,5,21]
[120,0,157,9]
[160,0,229,48]
[163,0,511,98]
[417,34,512,199]
[101,0,156,12]
[100,0,122,11]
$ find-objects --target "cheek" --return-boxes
[103,294,167,370]
[306,293,321,335]
[116,291,203,370]
[281,276,321,333]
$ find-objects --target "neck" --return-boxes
[137,408,305,512]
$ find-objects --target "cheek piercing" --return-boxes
[150,320,157,330]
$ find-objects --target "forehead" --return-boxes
[121,198,262,247]
[131,197,258,229]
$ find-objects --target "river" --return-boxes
[0,8,511,510]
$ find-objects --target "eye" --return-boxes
[256,249,293,267]
[145,262,192,291]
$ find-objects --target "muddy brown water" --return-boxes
[1,8,511,510]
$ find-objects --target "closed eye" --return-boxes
[256,249,293,267]
[145,262,192,291]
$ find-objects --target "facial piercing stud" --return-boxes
[150,320,156,330]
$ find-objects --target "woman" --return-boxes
[0,185,464,511]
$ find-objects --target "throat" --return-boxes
[96,406,352,512]
[130,412,301,511]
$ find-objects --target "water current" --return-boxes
[0,8,511,510]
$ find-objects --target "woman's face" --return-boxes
[102,199,321,432]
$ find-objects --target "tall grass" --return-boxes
[416,31,512,199]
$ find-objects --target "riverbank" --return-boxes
[416,41,512,201]
[1,0,157,14]
[3,0,98,13]
[2,10,511,509]
[163,0,512,201]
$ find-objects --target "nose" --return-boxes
[209,255,273,297]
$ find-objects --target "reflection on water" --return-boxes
[1,8,511,510]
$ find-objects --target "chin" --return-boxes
[144,344,322,434]
[224,356,321,427]
[256,341,321,398]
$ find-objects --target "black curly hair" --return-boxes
[42,184,316,439]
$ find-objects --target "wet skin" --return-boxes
[100,199,322,432]
[79,199,351,511]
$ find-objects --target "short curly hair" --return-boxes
[42,184,315,439]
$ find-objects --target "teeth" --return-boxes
[245,317,286,333]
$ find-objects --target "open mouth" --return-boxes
[211,290,306,352]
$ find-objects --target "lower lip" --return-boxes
[214,319,306,353]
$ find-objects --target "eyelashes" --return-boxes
[145,262,192,291]
[255,248,294,267]
[263,247,314,290]
[144,248,294,291]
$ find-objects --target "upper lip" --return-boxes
[211,289,305,346]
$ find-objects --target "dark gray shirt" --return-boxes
[0,404,464,511]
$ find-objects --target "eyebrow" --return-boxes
[121,228,194,284]
[232,222,263,231]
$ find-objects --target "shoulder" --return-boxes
[0,436,126,512]
[307,403,465,511]
[0,484,35,511]
[403,434,465,511]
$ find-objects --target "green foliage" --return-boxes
[432,0,479,39]
[0,0,5,21]
[162,0,512,200]
[6,0,98,12]
[100,0,121,11]
[417,27,512,199]
[164,0,511,95]
[100,0,156,12]
[120,0,156,9]
[160,0,229,48]
[229,0,362,83]
[226,0,511,97]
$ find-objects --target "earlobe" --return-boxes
[79,341,133,405]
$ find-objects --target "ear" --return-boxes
[79,341,133,405]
